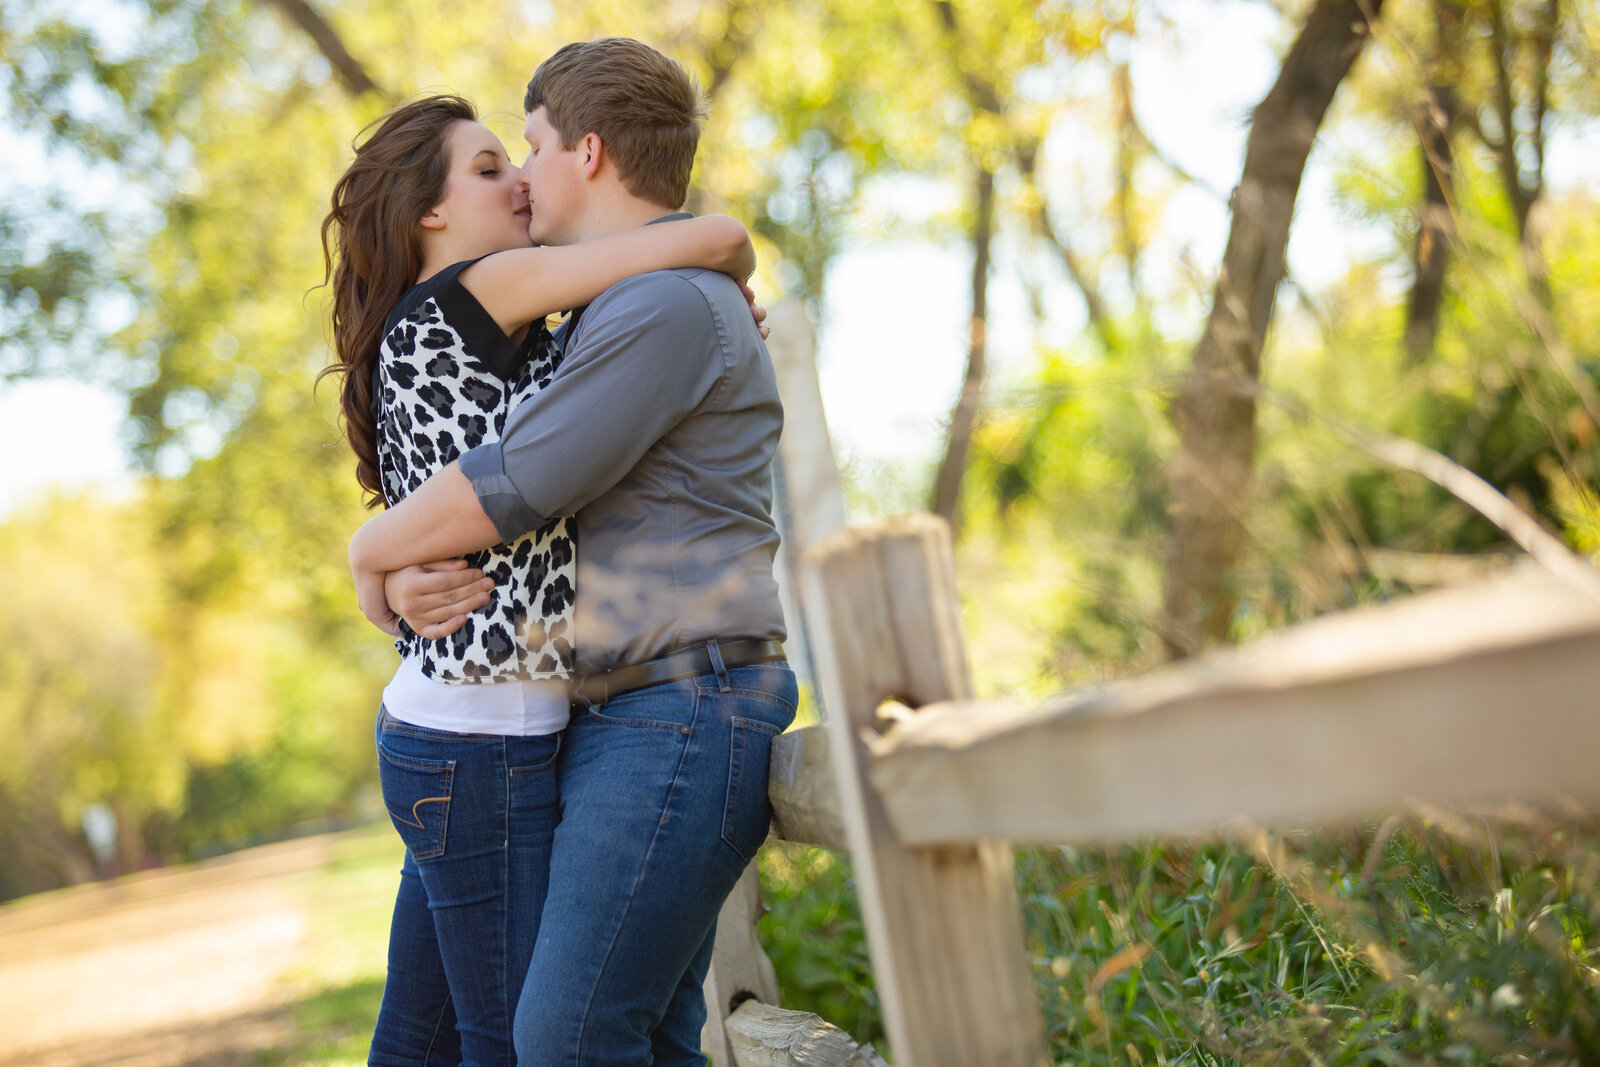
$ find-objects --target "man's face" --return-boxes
[519,107,586,246]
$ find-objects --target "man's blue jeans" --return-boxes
[513,660,798,1067]
[368,708,561,1067]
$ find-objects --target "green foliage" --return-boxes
[0,482,389,892]
[958,347,1179,695]
[755,823,1600,1064]
[1022,841,1364,1062]
[0,0,1158,892]
[758,842,882,1047]
[0,490,171,895]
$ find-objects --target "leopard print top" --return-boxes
[374,259,576,683]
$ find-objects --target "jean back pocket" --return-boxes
[378,743,456,861]
[721,716,784,862]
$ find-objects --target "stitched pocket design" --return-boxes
[377,743,456,861]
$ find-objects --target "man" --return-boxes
[349,37,792,1067]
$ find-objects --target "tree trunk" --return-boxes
[1486,0,1554,306]
[1404,94,1455,362]
[1161,0,1386,659]
[931,167,994,529]
[1405,0,1461,364]
[1522,0,1555,307]
[926,0,1006,531]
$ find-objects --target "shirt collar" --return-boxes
[559,213,695,342]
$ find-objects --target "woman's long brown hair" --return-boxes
[319,95,477,507]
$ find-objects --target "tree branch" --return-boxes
[1486,0,1532,231]
[1404,0,1462,364]
[931,166,994,529]
[255,0,385,99]
[1270,385,1600,608]
[1013,142,1119,353]
[927,0,1004,528]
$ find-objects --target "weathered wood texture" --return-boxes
[871,566,1600,846]
[767,300,844,694]
[724,1001,888,1067]
[769,726,845,849]
[801,515,1047,1067]
[754,300,848,853]
[703,864,782,1065]
[767,300,847,550]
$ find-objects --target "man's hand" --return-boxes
[387,559,494,640]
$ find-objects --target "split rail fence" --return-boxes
[697,303,1600,1067]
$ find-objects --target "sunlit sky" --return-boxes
[2,0,1596,515]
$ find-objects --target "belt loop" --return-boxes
[706,638,731,692]
[570,674,598,711]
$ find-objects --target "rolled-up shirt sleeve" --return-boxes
[459,270,728,545]
[459,441,542,542]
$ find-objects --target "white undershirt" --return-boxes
[382,655,571,736]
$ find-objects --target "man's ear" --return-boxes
[419,208,446,231]
[580,132,605,181]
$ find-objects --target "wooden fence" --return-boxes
[697,303,1600,1066]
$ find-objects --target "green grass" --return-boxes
[1024,815,1600,1064]
[755,814,1600,1065]
[758,842,882,1047]
[255,810,1600,1064]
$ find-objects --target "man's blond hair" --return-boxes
[525,38,705,209]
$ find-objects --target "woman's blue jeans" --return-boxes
[368,708,561,1067]
[512,660,798,1067]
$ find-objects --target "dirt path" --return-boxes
[0,834,338,1067]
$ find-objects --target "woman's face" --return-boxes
[426,120,533,257]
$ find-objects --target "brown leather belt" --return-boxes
[570,639,786,705]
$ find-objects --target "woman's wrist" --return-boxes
[350,518,401,635]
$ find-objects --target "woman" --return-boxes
[319,94,759,1066]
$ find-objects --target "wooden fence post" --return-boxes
[703,862,782,1065]
[704,300,851,1063]
[766,300,847,549]
[801,514,1047,1067]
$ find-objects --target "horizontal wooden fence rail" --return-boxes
[767,563,1600,853]
[769,724,844,850]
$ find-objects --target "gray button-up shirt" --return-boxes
[459,251,786,675]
